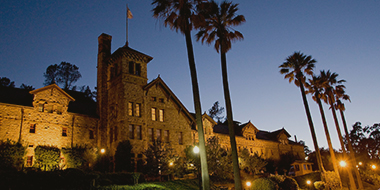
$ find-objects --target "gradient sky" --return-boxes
[1,0,379,151]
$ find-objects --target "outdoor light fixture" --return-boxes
[193,146,199,154]
[371,164,376,170]
[169,162,173,166]
[246,181,251,187]
[100,148,105,154]
[306,180,311,185]
[358,162,363,166]
[339,160,347,167]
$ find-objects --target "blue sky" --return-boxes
[1,0,379,151]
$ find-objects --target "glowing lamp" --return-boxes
[372,164,376,170]
[246,181,251,187]
[193,146,199,154]
[339,160,347,167]
[306,180,312,185]
[100,148,106,154]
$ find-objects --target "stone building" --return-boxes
[0,33,304,167]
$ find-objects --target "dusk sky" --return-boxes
[1,0,379,151]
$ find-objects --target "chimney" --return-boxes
[98,33,112,55]
[294,135,297,143]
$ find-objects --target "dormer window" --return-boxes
[38,104,44,112]
[56,105,62,114]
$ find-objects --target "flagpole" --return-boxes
[126,4,129,46]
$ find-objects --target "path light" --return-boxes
[306,180,312,185]
[358,162,363,166]
[371,164,376,170]
[100,148,106,154]
[339,160,347,167]
[246,181,251,187]
[169,162,173,166]
[193,146,199,154]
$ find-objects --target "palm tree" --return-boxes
[195,1,245,189]
[321,70,357,190]
[279,52,324,172]
[336,90,363,189]
[152,1,210,189]
[305,72,341,188]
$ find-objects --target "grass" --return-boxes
[96,179,200,190]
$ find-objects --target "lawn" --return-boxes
[96,179,201,190]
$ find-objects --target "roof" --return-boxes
[108,45,153,64]
[29,84,75,101]
[0,86,97,117]
[144,76,195,126]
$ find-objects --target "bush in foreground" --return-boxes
[250,178,278,190]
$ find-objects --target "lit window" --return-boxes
[136,126,142,140]
[30,124,36,133]
[148,128,154,142]
[135,103,141,117]
[128,102,133,116]
[156,129,161,142]
[178,132,183,145]
[152,108,156,121]
[159,109,164,122]
[164,130,169,143]
[129,125,134,139]
[27,156,33,167]
[62,127,67,137]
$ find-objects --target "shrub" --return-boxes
[268,174,285,185]
[0,139,26,170]
[61,146,88,169]
[321,171,340,189]
[360,170,380,186]
[34,145,60,171]
[314,181,325,190]
[280,176,299,190]
[251,178,278,190]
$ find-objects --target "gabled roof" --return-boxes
[144,76,195,125]
[241,121,259,135]
[108,45,153,64]
[29,84,75,101]
[202,113,217,126]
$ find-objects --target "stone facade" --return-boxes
[0,33,305,168]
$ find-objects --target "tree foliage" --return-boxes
[114,140,133,172]
[0,140,26,170]
[239,147,267,175]
[208,101,224,122]
[0,77,15,87]
[43,62,81,89]
[347,122,380,161]
[143,140,173,177]
[61,146,91,169]
[34,145,61,171]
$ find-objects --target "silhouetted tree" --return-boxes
[43,62,81,89]
[196,1,245,188]
[20,83,35,90]
[152,0,210,189]
[208,101,224,122]
[0,77,15,87]
[279,52,324,173]
[114,140,133,172]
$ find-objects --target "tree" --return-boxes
[20,84,35,90]
[34,145,61,171]
[196,1,245,189]
[279,52,324,173]
[321,70,357,190]
[114,140,133,172]
[152,0,210,189]
[208,101,224,122]
[43,62,81,89]
[0,140,26,171]
[305,71,342,188]
[205,136,233,181]
[239,148,267,175]
[143,140,173,177]
[0,77,15,87]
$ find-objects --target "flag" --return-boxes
[127,7,133,19]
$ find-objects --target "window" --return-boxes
[135,103,141,117]
[250,148,253,153]
[27,156,33,167]
[89,130,94,139]
[30,124,36,133]
[295,165,300,171]
[156,129,161,142]
[38,104,44,112]
[151,97,156,102]
[159,98,164,103]
[136,126,142,140]
[62,127,67,137]
[178,132,183,145]
[303,164,307,170]
[46,105,53,113]
[56,105,62,114]
[151,108,156,121]
[129,125,134,139]
[128,102,133,116]
[148,128,154,142]
[129,61,134,74]
[164,130,169,143]
[135,63,141,76]
[159,109,164,122]
[307,164,311,170]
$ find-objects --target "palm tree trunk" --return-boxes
[328,96,357,190]
[184,27,210,190]
[298,80,324,172]
[220,51,242,190]
[315,95,342,188]
[340,109,363,189]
